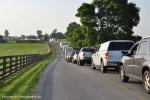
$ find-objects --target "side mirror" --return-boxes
[93,50,96,54]
[122,51,129,56]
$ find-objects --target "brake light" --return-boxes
[104,52,109,59]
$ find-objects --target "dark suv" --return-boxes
[120,37,150,94]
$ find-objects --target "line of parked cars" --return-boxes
[51,37,150,94]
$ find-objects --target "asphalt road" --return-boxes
[34,43,150,100]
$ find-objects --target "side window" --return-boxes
[136,41,148,55]
[130,43,139,55]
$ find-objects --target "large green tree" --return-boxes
[65,22,88,48]
[65,22,80,41]
[4,30,9,37]
[44,33,50,42]
[50,29,65,39]
[36,30,42,39]
[76,0,141,44]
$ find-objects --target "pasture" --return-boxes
[0,43,55,100]
[0,42,50,56]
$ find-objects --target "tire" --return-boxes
[77,59,79,65]
[79,60,84,66]
[72,60,74,63]
[74,60,77,64]
[101,61,106,73]
[66,59,68,62]
[120,65,129,82]
[143,71,150,94]
[72,60,75,64]
[91,60,96,69]
[116,67,120,73]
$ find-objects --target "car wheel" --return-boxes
[91,60,96,69]
[143,71,150,94]
[66,59,68,62]
[116,67,120,73]
[79,60,84,66]
[101,61,106,73]
[77,59,79,65]
[120,65,129,82]
[73,60,75,64]
[74,60,77,64]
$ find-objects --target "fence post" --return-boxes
[2,57,6,80]
[27,55,29,65]
[15,56,18,72]
[10,56,12,75]
[22,56,25,68]
[19,56,22,69]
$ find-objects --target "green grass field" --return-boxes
[0,44,56,100]
[0,42,50,56]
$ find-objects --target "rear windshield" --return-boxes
[82,48,95,52]
[108,42,134,50]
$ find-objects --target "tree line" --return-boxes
[65,0,142,48]
[0,28,65,43]
[19,30,52,42]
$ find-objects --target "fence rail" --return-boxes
[0,52,50,82]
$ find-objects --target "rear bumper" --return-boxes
[66,57,73,61]
[104,62,121,68]
[82,57,92,64]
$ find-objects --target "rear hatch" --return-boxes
[108,51,123,62]
[82,48,95,58]
[108,41,134,62]
[84,52,93,57]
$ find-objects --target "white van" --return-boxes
[64,47,73,59]
[92,40,134,73]
[62,45,69,52]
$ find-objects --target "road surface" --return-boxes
[34,43,150,100]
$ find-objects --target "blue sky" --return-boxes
[0,0,149,37]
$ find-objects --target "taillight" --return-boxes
[104,52,109,59]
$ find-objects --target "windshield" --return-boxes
[82,48,95,52]
[108,42,134,50]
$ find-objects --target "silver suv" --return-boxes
[120,37,150,94]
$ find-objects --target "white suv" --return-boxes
[77,47,95,66]
[92,40,134,73]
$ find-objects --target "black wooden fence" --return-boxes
[0,52,50,82]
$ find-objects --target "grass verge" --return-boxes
[0,44,56,100]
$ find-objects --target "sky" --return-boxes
[0,0,149,37]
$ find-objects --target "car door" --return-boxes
[125,43,140,75]
[132,41,148,78]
